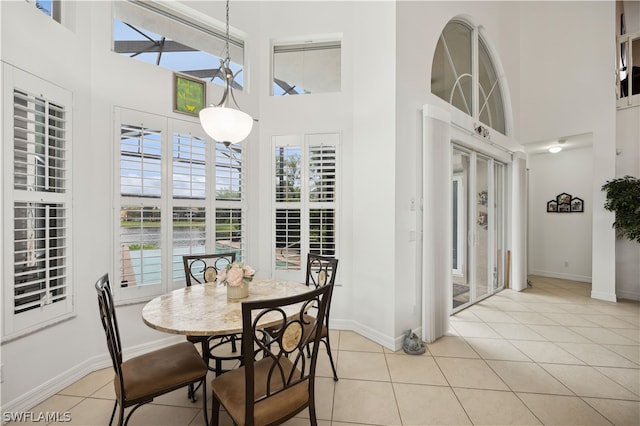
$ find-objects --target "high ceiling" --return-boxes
[523,133,593,155]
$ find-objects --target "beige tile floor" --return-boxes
[9,275,640,425]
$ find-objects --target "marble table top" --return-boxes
[142,279,311,336]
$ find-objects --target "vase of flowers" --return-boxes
[217,261,255,299]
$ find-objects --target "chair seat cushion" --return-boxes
[117,342,207,402]
[186,335,208,344]
[212,356,309,425]
[302,313,328,338]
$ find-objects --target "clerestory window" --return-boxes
[617,33,639,101]
[431,19,507,135]
[616,0,640,108]
[272,40,341,95]
[33,0,62,23]
[113,1,245,89]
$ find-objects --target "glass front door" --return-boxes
[452,145,506,311]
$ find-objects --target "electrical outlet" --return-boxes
[564,261,569,267]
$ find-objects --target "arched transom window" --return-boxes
[432,19,507,135]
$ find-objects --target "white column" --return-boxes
[511,151,528,291]
[421,105,451,343]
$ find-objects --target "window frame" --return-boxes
[2,65,74,341]
[114,108,246,304]
[215,141,246,262]
[272,133,340,283]
[617,30,640,109]
[33,0,62,23]
[431,18,508,136]
[170,123,211,284]
[115,109,168,304]
[112,1,247,89]
[271,36,342,96]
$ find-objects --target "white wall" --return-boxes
[253,1,398,344]
[1,1,111,409]
[395,1,524,341]
[615,106,640,300]
[349,2,398,342]
[0,0,400,410]
[518,1,617,301]
[528,147,594,282]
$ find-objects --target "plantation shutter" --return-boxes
[273,133,339,276]
[215,141,245,261]
[13,90,69,313]
[308,135,337,256]
[119,122,163,291]
[173,132,206,199]
[4,68,74,338]
[171,130,207,280]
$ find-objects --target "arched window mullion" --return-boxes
[449,74,472,116]
[441,35,472,116]
[479,79,499,128]
[477,33,505,134]
[431,17,508,135]
[471,26,479,121]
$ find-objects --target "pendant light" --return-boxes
[199,0,253,146]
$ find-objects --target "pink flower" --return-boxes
[217,261,254,287]
[243,265,255,278]
[225,267,245,287]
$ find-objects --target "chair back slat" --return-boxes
[95,274,125,397]
[305,254,338,323]
[306,254,338,288]
[182,253,236,286]
[241,284,331,424]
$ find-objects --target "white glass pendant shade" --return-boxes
[199,106,253,144]
[199,0,253,145]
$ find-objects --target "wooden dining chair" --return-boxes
[95,273,207,426]
[303,254,339,381]
[210,283,333,426]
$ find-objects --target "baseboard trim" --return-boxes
[616,288,640,301]
[529,269,592,283]
[591,290,618,302]
[2,355,109,417]
[2,335,183,417]
[331,319,397,350]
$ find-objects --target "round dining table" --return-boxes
[142,278,311,337]
[141,278,311,426]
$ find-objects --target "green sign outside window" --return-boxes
[174,73,206,116]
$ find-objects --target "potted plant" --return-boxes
[601,175,640,243]
[216,261,255,299]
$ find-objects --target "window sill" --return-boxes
[1,312,77,344]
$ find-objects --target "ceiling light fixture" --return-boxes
[548,146,562,154]
[199,0,253,146]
